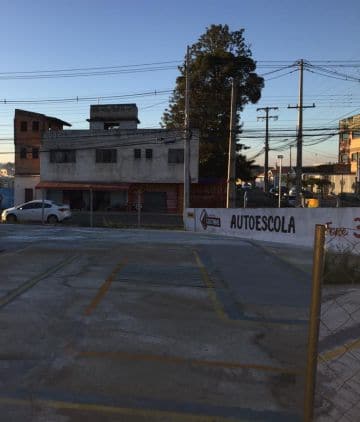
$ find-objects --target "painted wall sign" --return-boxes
[185,207,360,253]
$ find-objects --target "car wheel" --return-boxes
[6,214,17,223]
[47,215,58,224]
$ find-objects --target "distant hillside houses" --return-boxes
[0,162,15,177]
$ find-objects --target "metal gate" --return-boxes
[142,192,167,212]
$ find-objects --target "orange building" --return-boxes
[14,109,71,204]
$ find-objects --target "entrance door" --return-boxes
[24,188,33,203]
[143,192,167,212]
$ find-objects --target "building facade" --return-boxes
[14,109,71,205]
[339,114,360,174]
[37,104,199,213]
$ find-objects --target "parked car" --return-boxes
[1,200,71,224]
[269,186,288,197]
[288,187,313,197]
[287,189,315,207]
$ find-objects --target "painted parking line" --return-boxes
[0,390,301,422]
[320,338,360,362]
[78,350,303,376]
[193,249,228,321]
[0,255,78,310]
[83,259,127,316]
[0,396,236,422]
[193,250,307,326]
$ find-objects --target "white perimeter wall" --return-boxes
[185,207,360,250]
[14,175,40,206]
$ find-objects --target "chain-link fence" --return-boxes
[304,224,360,421]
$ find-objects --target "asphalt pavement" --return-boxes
[0,224,313,421]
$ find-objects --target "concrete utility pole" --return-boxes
[357,152,360,195]
[226,78,237,208]
[288,59,315,206]
[183,45,191,213]
[257,107,278,193]
[277,155,283,208]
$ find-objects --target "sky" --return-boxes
[0,0,359,167]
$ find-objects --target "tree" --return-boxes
[162,24,264,179]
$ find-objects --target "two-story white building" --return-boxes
[37,104,199,213]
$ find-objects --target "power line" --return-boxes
[0,89,173,105]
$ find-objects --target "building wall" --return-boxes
[190,181,226,208]
[14,110,70,207]
[339,114,360,171]
[128,183,183,213]
[14,110,64,176]
[90,121,138,130]
[329,174,357,194]
[89,104,139,130]
[41,129,199,184]
[350,137,360,174]
[14,175,40,205]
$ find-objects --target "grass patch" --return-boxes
[324,251,360,284]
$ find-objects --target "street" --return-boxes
[0,224,312,421]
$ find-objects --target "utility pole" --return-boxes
[183,45,191,212]
[356,152,360,195]
[226,78,237,208]
[257,107,278,193]
[277,155,283,208]
[288,59,315,206]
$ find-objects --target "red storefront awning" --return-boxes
[36,181,130,191]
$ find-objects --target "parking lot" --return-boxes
[0,224,312,421]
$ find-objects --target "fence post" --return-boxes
[304,224,326,422]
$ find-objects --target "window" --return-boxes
[24,189,33,202]
[351,153,359,162]
[20,202,36,210]
[145,149,153,159]
[32,148,39,159]
[168,148,184,164]
[20,147,27,159]
[20,121,28,132]
[32,121,40,132]
[96,149,117,163]
[134,149,141,159]
[32,202,51,209]
[353,131,360,139]
[104,122,120,130]
[50,149,76,163]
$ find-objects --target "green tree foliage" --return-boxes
[162,24,264,179]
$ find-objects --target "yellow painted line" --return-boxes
[192,249,307,329]
[78,350,303,375]
[0,396,241,422]
[83,259,127,316]
[193,250,228,321]
[319,338,360,362]
[0,255,78,310]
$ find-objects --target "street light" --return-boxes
[277,155,284,208]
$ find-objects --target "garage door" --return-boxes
[143,192,167,212]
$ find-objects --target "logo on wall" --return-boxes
[200,209,221,230]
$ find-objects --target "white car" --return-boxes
[1,200,71,224]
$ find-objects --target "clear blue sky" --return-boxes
[0,0,359,167]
